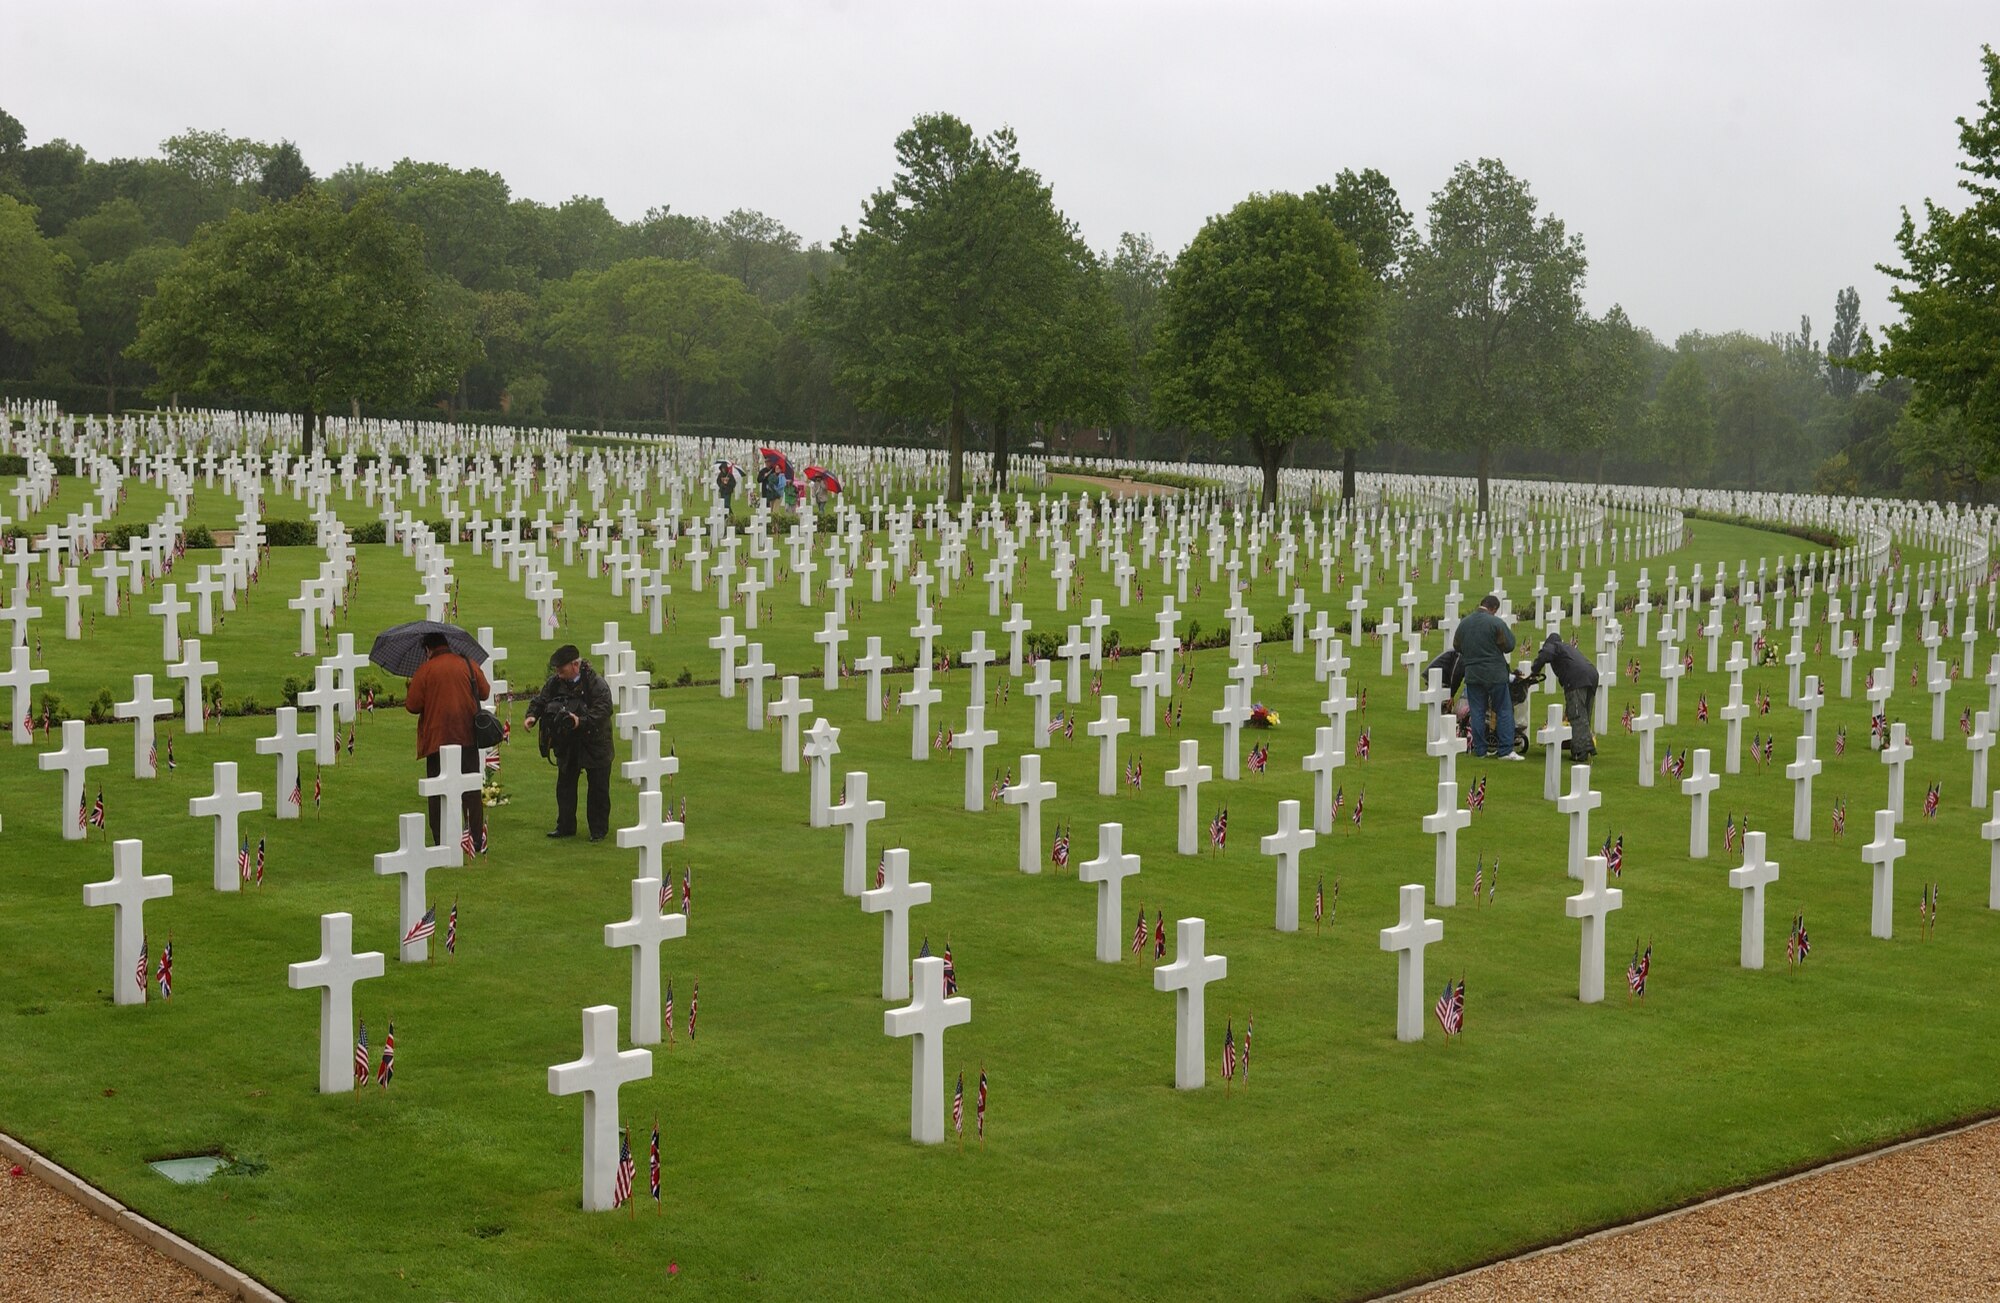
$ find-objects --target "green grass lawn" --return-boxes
[1,484,1992,1301]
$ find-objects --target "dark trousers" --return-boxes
[555,752,611,836]
[1565,685,1598,758]
[426,746,487,850]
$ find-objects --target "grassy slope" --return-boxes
[0,478,1989,1301]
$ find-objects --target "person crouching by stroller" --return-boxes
[526,644,615,842]
[1529,629,1599,761]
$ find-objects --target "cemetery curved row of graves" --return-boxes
[4,402,1997,1300]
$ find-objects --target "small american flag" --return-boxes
[1314,876,1325,928]
[1724,813,1738,853]
[1467,776,1486,812]
[1351,791,1365,827]
[613,1129,636,1209]
[1047,711,1063,738]
[147,740,157,773]
[1434,978,1458,1036]
[377,1021,395,1086]
[688,978,699,1041]
[1052,824,1070,869]
[1832,799,1847,837]
[1222,1021,1236,1081]
[664,979,674,1043]
[403,906,437,945]
[681,867,692,914]
[1241,1015,1252,1083]
[1697,694,1709,723]
[237,837,250,882]
[255,837,265,886]
[1924,782,1940,819]
[876,851,888,887]
[1472,856,1483,904]
[1356,728,1371,761]
[354,1019,370,1087]
[1331,785,1344,820]
[977,1069,988,1138]
[1835,726,1847,757]
[76,792,86,831]
[289,778,302,808]
[650,1120,662,1203]
[1131,905,1149,954]
[953,1071,964,1138]
[1209,807,1228,849]
[461,827,476,858]
[136,935,148,1001]
[446,899,457,953]
[1626,943,1647,996]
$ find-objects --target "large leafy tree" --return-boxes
[1104,232,1171,457]
[1394,158,1591,511]
[1310,168,1413,499]
[542,257,773,434]
[1151,191,1371,507]
[1646,342,1714,481]
[813,113,1097,500]
[0,194,78,373]
[78,243,181,411]
[1871,45,2000,455]
[131,191,470,454]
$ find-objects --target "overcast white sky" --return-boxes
[9,1,1993,343]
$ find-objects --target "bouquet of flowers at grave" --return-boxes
[481,774,511,807]
[1248,702,1280,728]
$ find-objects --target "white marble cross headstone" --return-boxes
[1728,831,1779,969]
[1260,799,1315,931]
[1088,695,1130,797]
[286,912,386,1094]
[1422,780,1471,906]
[1861,808,1905,939]
[1153,918,1227,1088]
[1000,754,1056,875]
[83,839,172,1005]
[1164,738,1212,855]
[605,875,687,1045]
[167,637,219,733]
[373,812,453,961]
[830,771,886,897]
[187,761,263,890]
[1302,725,1341,834]
[1556,763,1601,881]
[547,1005,653,1210]
[417,744,483,864]
[1786,734,1822,842]
[860,848,931,1000]
[1078,822,1142,962]
[1379,885,1444,1043]
[255,707,318,819]
[1564,854,1624,1003]
[1680,747,1720,858]
[39,719,109,842]
[884,955,972,1144]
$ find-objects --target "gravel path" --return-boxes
[7,1116,1998,1301]
[1,1162,231,1303]
[1408,1117,2000,1302]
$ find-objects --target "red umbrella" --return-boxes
[805,467,842,493]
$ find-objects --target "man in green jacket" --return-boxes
[1452,595,1520,760]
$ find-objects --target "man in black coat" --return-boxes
[526,644,616,841]
[1529,630,1600,761]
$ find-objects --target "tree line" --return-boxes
[0,83,1982,504]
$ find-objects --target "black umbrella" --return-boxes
[368,621,490,677]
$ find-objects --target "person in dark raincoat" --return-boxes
[525,644,615,841]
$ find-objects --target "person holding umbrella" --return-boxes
[525,643,615,841]
[716,460,739,514]
[402,631,491,851]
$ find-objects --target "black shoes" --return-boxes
[589,831,608,842]
[547,829,575,839]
